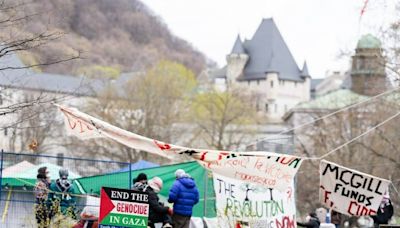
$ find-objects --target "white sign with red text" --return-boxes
[319,160,390,217]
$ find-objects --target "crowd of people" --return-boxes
[131,169,200,228]
[297,194,394,228]
[33,167,199,228]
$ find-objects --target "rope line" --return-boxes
[303,109,400,160]
[246,86,400,148]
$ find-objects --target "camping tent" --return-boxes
[75,161,216,217]
[112,160,159,173]
[2,162,82,190]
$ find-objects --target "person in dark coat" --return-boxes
[146,177,172,228]
[371,193,394,228]
[297,212,320,228]
[168,169,199,228]
[34,167,51,228]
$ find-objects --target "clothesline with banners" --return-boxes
[55,103,398,219]
[56,104,302,192]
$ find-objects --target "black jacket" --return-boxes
[297,216,320,228]
[145,186,169,223]
[372,201,394,226]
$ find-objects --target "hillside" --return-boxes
[8,0,208,75]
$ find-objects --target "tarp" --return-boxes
[1,160,35,177]
[112,160,159,173]
[75,161,216,217]
[1,163,81,190]
[57,104,302,191]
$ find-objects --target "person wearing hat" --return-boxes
[132,173,148,191]
[34,166,51,227]
[146,177,173,228]
[48,168,76,219]
[297,212,320,228]
[371,192,394,228]
[168,169,199,228]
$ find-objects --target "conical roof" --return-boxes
[230,35,246,54]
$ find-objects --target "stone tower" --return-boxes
[226,35,249,84]
[350,34,386,96]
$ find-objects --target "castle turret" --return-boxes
[226,35,249,84]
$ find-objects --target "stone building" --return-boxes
[213,18,312,122]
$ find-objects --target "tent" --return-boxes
[1,163,82,190]
[1,161,35,177]
[75,161,216,217]
[112,160,159,173]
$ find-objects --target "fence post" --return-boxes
[203,169,208,217]
[129,162,132,190]
[0,149,4,201]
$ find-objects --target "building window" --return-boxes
[257,80,260,85]
[57,153,64,166]
[4,128,8,136]
[274,104,278,113]
[265,104,269,112]
[294,82,297,87]
[0,94,2,105]
[270,81,274,88]
[248,81,250,85]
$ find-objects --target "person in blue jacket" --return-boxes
[168,169,199,228]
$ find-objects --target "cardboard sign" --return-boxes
[99,187,149,228]
[213,173,297,228]
[319,160,390,217]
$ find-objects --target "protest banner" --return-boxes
[213,173,297,228]
[319,160,391,216]
[57,104,302,191]
[99,187,149,228]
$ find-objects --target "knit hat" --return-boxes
[175,169,186,179]
[148,177,163,193]
[37,167,47,179]
[59,168,69,179]
[133,173,147,183]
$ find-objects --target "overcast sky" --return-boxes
[146,0,397,78]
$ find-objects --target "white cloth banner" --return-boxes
[213,173,297,228]
[319,160,391,217]
[57,104,302,191]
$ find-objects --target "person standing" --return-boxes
[48,168,76,219]
[34,166,51,228]
[371,193,394,228]
[168,169,199,228]
[146,177,173,228]
[132,172,148,191]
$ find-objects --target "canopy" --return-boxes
[1,163,81,188]
[2,161,35,177]
[75,161,216,217]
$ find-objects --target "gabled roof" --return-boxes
[239,18,303,81]
[0,52,131,97]
[230,35,246,54]
[310,78,323,91]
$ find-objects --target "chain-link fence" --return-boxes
[0,150,215,227]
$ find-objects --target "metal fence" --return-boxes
[0,150,135,228]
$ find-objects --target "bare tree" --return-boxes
[190,86,260,151]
